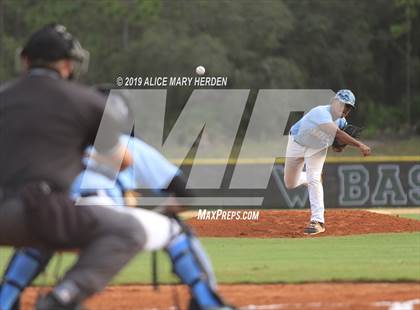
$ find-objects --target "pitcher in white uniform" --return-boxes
[284,89,371,235]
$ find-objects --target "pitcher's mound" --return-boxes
[187,209,420,238]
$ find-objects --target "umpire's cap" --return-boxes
[21,23,89,78]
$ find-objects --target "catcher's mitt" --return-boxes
[332,124,363,149]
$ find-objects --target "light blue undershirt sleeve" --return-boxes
[336,117,347,129]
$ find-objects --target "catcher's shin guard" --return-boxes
[0,248,52,310]
[166,233,224,310]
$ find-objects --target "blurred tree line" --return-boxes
[0,0,419,137]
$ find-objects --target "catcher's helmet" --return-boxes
[335,89,356,108]
[21,23,89,78]
[95,84,134,135]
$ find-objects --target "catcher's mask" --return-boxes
[17,23,89,80]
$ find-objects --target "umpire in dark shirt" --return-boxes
[0,24,146,310]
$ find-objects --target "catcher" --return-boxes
[284,89,371,235]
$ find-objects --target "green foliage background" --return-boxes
[0,0,419,135]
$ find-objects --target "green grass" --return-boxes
[399,214,420,220]
[0,232,419,285]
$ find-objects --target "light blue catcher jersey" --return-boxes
[290,105,347,149]
[71,135,180,201]
[117,135,179,191]
[70,170,125,204]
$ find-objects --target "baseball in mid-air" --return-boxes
[196,65,206,76]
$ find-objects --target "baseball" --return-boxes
[195,65,205,76]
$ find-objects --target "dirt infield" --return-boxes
[21,210,419,309]
[22,283,420,310]
[187,209,420,238]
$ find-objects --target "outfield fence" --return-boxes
[163,156,420,208]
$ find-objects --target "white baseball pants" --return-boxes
[284,135,327,223]
[81,195,181,250]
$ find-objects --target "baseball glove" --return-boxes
[332,124,363,150]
